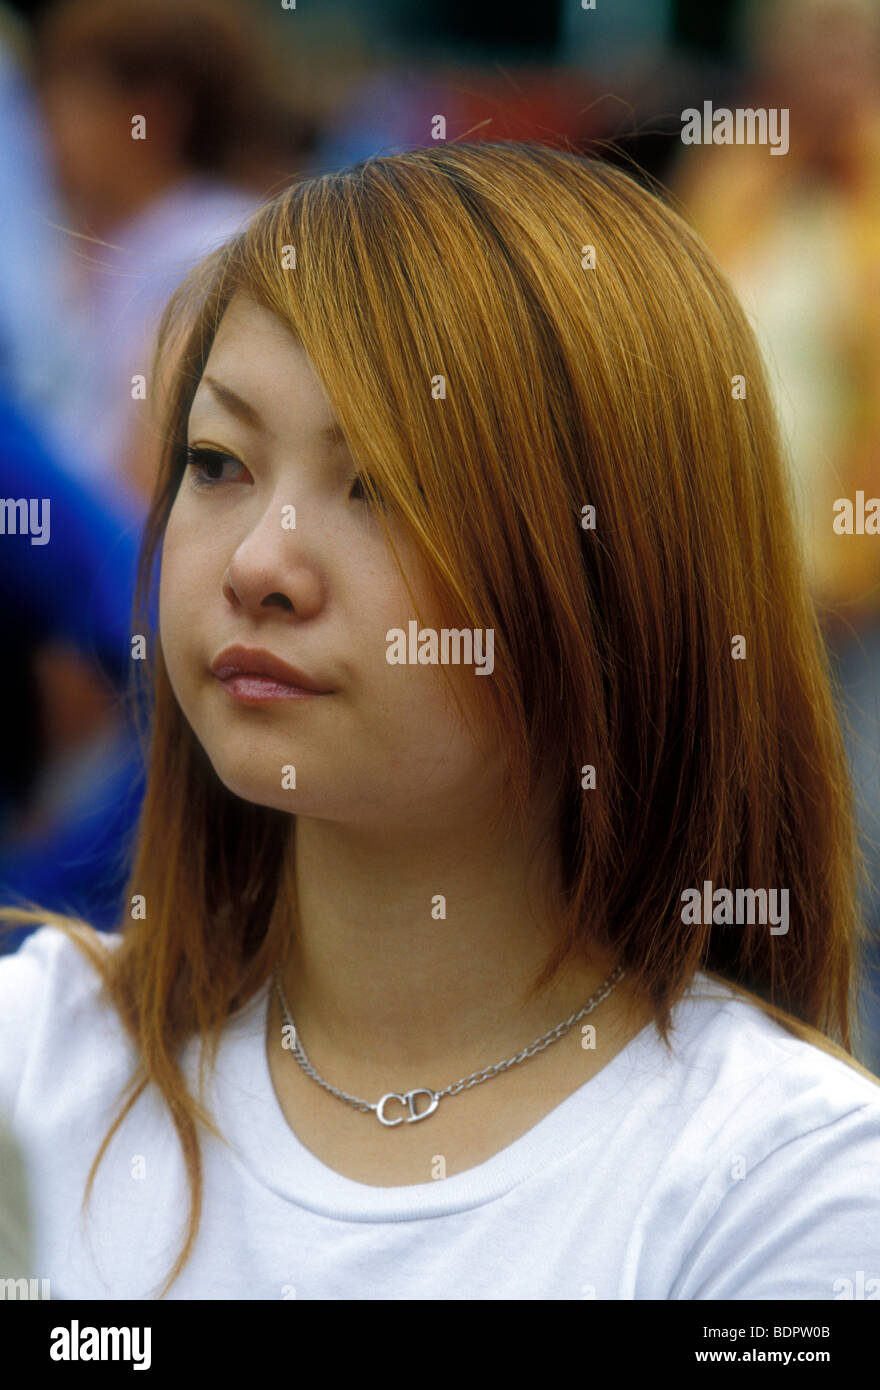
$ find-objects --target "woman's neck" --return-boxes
[275,808,634,1089]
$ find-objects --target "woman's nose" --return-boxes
[221,518,324,620]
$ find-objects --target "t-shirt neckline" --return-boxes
[212,970,730,1220]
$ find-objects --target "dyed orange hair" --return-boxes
[3,141,877,1297]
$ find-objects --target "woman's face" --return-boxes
[160,291,500,832]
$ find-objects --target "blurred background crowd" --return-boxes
[1,0,879,1069]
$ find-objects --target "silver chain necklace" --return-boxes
[273,962,626,1126]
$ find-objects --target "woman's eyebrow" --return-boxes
[198,374,347,446]
[201,375,263,430]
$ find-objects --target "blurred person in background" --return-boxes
[0,4,147,948]
[0,4,77,422]
[0,386,145,948]
[671,0,880,1072]
[31,0,310,505]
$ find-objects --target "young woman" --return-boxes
[2,141,879,1301]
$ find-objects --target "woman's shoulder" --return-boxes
[662,970,880,1156]
[0,923,125,1119]
[651,973,880,1298]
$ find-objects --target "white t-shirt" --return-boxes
[2,924,879,1300]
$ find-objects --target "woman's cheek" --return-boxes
[158,538,200,687]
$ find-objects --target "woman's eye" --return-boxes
[184,445,246,489]
[183,446,383,506]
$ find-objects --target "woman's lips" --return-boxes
[214,673,331,702]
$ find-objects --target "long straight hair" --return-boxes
[2,141,876,1297]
